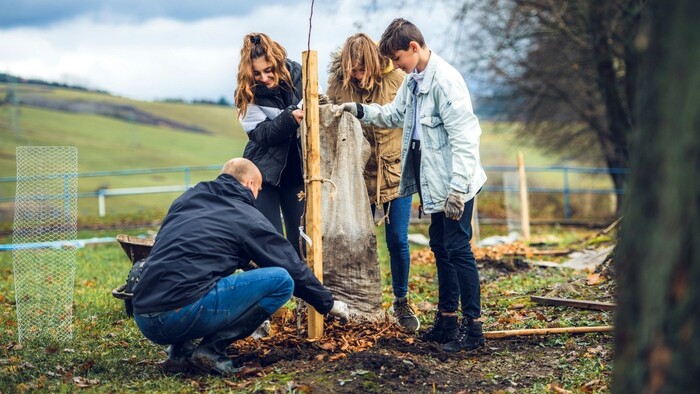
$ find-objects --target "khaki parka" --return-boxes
[326,52,406,205]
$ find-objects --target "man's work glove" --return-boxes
[444,189,467,221]
[328,300,349,323]
[331,102,358,118]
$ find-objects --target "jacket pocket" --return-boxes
[419,115,448,150]
[381,149,402,189]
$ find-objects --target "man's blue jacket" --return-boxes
[132,174,334,315]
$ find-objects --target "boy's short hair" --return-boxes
[378,18,426,57]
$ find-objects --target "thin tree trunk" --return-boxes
[613,0,700,392]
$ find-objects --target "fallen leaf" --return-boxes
[586,273,603,285]
[238,365,264,378]
[329,353,346,361]
[547,383,572,393]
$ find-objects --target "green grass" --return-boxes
[0,224,613,393]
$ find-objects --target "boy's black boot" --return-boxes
[422,312,459,344]
[442,318,485,352]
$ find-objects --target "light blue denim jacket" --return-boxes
[359,51,487,214]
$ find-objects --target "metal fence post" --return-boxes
[98,189,106,217]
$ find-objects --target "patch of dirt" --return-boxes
[214,317,613,393]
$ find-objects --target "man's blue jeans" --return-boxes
[372,195,412,298]
[429,197,481,319]
[134,267,294,345]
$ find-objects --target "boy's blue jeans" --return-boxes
[429,197,481,319]
[134,267,294,345]
[372,195,412,298]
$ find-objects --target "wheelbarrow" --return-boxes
[111,234,154,317]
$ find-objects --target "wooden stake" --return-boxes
[530,296,616,311]
[302,50,323,339]
[485,325,613,339]
[517,152,531,241]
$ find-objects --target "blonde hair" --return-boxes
[235,33,293,118]
[340,33,390,97]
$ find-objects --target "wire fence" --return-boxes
[0,164,627,222]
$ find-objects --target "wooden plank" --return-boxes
[485,325,613,339]
[302,50,324,339]
[530,296,616,311]
[517,152,531,240]
[530,249,571,256]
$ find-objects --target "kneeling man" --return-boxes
[132,158,347,375]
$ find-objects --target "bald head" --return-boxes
[221,158,263,198]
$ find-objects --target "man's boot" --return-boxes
[190,305,270,375]
[160,340,196,373]
[442,318,485,352]
[422,311,459,344]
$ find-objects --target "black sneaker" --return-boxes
[422,311,459,344]
[442,318,485,352]
[390,297,420,331]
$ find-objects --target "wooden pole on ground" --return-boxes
[485,325,613,339]
[517,152,531,241]
[302,50,324,339]
[530,296,616,311]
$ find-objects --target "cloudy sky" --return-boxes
[0,0,469,102]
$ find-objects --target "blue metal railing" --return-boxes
[0,164,627,221]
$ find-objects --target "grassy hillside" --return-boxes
[0,83,247,218]
[0,83,614,222]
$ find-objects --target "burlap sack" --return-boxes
[318,105,384,322]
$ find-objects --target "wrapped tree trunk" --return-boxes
[317,105,384,322]
[613,0,700,392]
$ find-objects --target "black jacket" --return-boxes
[131,174,334,315]
[242,59,303,186]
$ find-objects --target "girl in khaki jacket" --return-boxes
[327,33,419,331]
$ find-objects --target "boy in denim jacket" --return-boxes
[333,18,487,352]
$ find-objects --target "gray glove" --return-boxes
[328,300,349,323]
[330,102,358,117]
[444,189,467,220]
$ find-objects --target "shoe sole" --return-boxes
[398,316,421,332]
[159,358,196,374]
[442,339,485,353]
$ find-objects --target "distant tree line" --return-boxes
[0,73,231,107]
[156,97,232,107]
[0,73,109,95]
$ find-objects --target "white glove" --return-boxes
[330,103,358,117]
[328,300,349,323]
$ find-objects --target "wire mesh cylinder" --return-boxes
[12,146,78,344]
